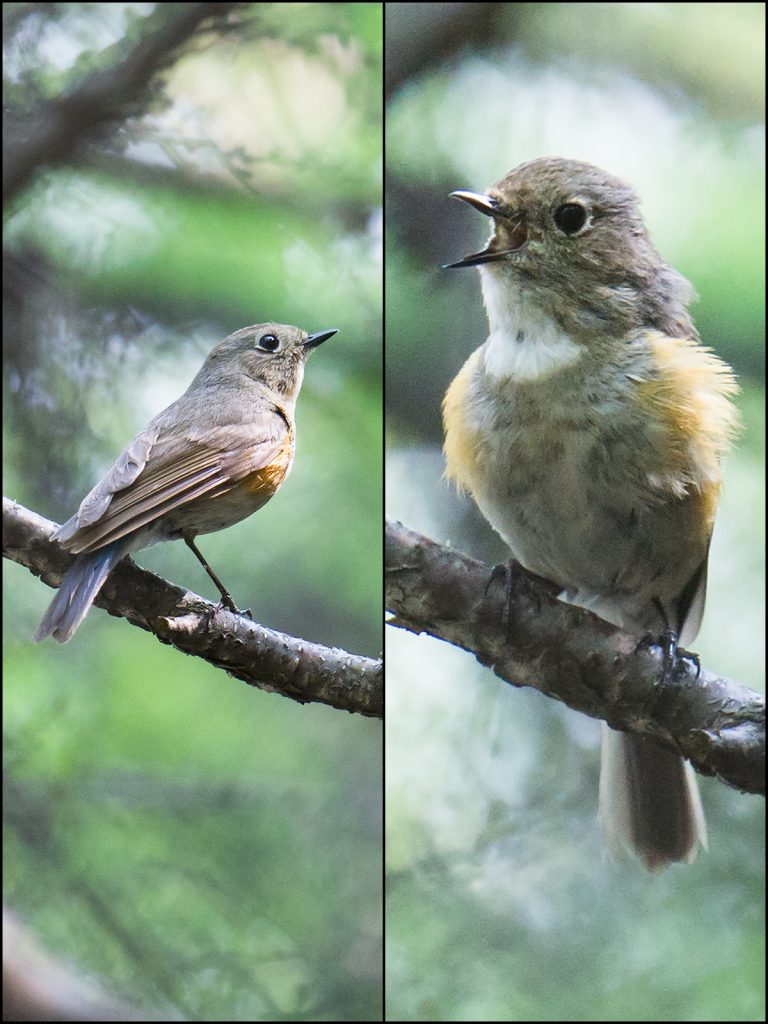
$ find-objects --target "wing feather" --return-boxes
[60,409,289,554]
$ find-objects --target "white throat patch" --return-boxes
[480,269,582,381]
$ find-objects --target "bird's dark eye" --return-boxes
[258,333,280,352]
[554,202,588,235]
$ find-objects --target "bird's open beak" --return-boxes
[444,190,526,269]
[304,328,338,349]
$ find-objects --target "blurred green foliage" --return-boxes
[4,3,381,1021]
[385,3,764,1022]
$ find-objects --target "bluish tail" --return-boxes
[33,543,127,643]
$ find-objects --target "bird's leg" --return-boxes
[635,599,700,682]
[183,535,252,620]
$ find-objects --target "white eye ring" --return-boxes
[258,334,280,352]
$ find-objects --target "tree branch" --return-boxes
[385,518,764,795]
[4,498,382,719]
[3,2,241,204]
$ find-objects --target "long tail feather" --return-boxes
[33,543,126,643]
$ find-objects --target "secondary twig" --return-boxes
[4,3,241,203]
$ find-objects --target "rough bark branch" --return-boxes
[4,498,382,719]
[3,2,241,204]
[385,518,764,795]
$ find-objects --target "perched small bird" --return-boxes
[443,157,740,870]
[34,322,337,643]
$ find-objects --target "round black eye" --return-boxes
[258,333,280,352]
[554,203,588,235]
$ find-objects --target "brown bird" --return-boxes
[35,322,337,642]
[444,157,739,869]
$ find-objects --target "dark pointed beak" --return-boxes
[304,328,338,349]
[443,249,510,269]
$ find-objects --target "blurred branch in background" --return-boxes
[3,2,240,204]
[386,519,765,794]
[5,499,383,718]
[385,2,510,99]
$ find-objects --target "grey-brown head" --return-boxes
[192,323,337,401]
[447,157,695,341]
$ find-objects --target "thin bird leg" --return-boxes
[638,597,701,681]
[183,535,242,615]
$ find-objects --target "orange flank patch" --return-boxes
[633,332,741,519]
[443,349,483,496]
[242,442,293,498]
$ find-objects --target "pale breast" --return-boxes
[452,352,709,630]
